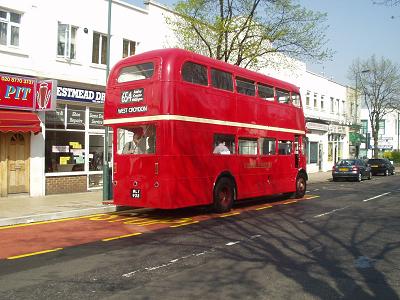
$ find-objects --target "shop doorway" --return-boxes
[7,133,30,194]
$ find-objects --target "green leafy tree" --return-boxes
[349,56,400,158]
[166,0,332,70]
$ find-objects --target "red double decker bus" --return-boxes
[104,48,307,212]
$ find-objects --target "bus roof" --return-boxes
[111,48,299,92]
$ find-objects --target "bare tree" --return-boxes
[166,0,332,70]
[373,0,400,6]
[349,56,400,158]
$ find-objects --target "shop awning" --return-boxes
[0,110,41,134]
[349,132,365,145]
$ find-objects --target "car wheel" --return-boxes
[385,169,389,176]
[213,177,235,213]
[357,173,362,182]
[368,172,372,180]
[295,174,307,198]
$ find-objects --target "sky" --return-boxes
[126,0,400,86]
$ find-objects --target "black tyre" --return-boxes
[213,177,235,213]
[368,171,372,180]
[294,174,307,198]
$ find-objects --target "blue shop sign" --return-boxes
[57,86,105,104]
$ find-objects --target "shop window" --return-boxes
[89,108,104,129]
[259,138,276,155]
[278,140,292,155]
[45,131,85,173]
[45,104,66,129]
[123,39,136,58]
[239,138,258,155]
[182,61,208,86]
[0,9,21,47]
[66,105,85,130]
[57,22,77,59]
[117,124,156,155]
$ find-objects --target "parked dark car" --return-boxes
[367,158,395,176]
[332,159,371,182]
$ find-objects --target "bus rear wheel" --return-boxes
[213,178,235,213]
[295,174,307,198]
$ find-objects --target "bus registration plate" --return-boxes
[131,189,141,198]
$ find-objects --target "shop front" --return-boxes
[44,85,111,195]
[0,73,56,197]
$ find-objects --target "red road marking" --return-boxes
[0,195,317,260]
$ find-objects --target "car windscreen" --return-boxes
[368,159,384,164]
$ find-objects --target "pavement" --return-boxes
[0,171,333,227]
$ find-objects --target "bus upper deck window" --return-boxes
[291,93,301,107]
[236,77,255,96]
[211,68,233,91]
[257,83,275,101]
[117,62,154,83]
[182,61,208,86]
[276,89,290,104]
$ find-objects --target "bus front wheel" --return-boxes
[213,178,235,213]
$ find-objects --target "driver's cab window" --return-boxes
[117,124,156,155]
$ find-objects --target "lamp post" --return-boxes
[103,0,112,201]
[359,69,370,158]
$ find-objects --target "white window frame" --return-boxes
[123,39,136,58]
[0,9,21,47]
[92,31,108,65]
[57,22,77,59]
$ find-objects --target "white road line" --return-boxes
[313,206,350,218]
[226,241,240,246]
[363,192,391,202]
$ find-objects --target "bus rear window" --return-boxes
[117,62,154,83]
[117,124,156,155]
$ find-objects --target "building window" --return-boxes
[57,23,77,59]
[306,91,310,106]
[321,95,325,110]
[92,32,108,64]
[360,120,368,134]
[330,97,334,113]
[379,120,385,136]
[313,93,318,109]
[308,141,318,163]
[0,9,21,47]
[123,39,136,58]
